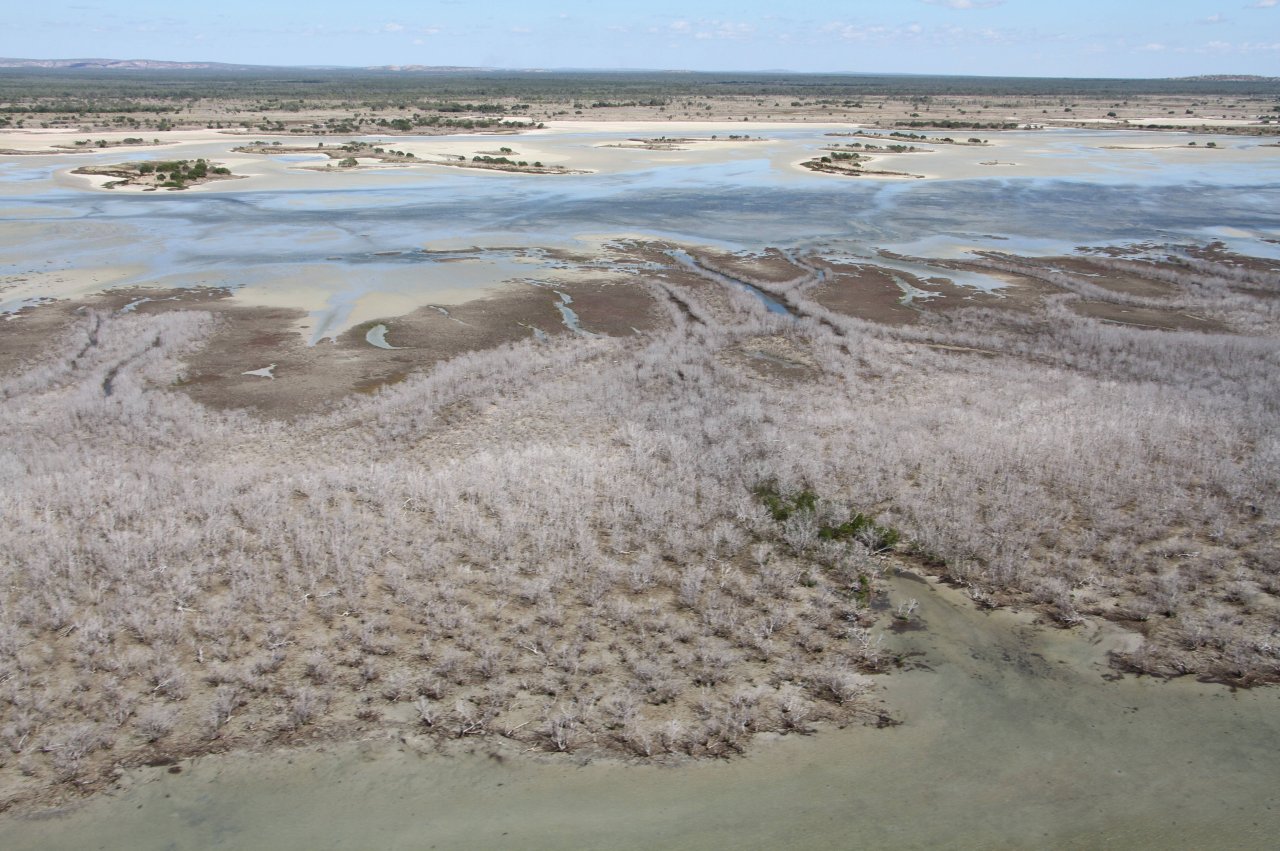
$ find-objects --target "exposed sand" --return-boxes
[11,122,1274,195]
[1124,116,1275,127]
[313,122,840,178]
[542,119,836,134]
[1,266,146,314]
[0,128,238,153]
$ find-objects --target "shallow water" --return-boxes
[240,364,275,379]
[667,248,793,315]
[818,248,1011,293]
[3,574,1275,850]
[549,290,597,337]
[364,324,397,349]
[2,126,1278,333]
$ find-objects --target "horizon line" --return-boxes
[0,57,1274,82]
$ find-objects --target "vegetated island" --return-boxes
[70,157,238,190]
[1099,141,1224,150]
[801,150,924,179]
[233,140,422,164]
[433,153,583,175]
[601,135,766,151]
[823,142,929,154]
[826,131,991,146]
[889,120,1021,131]
[234,140,582,174]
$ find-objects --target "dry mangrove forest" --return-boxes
[1,240,1278,811]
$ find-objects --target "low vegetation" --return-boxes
[800,153,924,179]
[1,69,1275,135]
[1,234,1277,812]
[233,141,418,164]
[71,157,235,190]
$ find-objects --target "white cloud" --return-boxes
[1212,39,1280,51]
[920,0,1005,9]
[666,18,753,41]
[1195,38,1280,53]
[1201,13,1227,23]
[1246,0,1276,8]
[382,23,404,33]
[697,21,754,40]
[822,19,1018,46]
[822,22,886,41]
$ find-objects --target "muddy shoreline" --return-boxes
[2,572,1276,850]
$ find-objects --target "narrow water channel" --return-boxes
[666,249,794,316]
[5,574,1275,850]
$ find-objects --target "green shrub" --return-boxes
[753,481,899,551]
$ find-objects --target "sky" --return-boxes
[3,1,1279,77]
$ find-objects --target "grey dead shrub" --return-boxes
[286,687,327,729]
[134,704,177,743]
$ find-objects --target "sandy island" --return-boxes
[4,122,1273,191]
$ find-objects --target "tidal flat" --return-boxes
[1,120,1279,848]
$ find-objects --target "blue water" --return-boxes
[2,127,1278,318]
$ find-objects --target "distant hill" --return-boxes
[2,59,1277,84]
[371,65,496,73]
[0,57,266,70]
[0,57,499,73]
[1174,74,1278,82]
